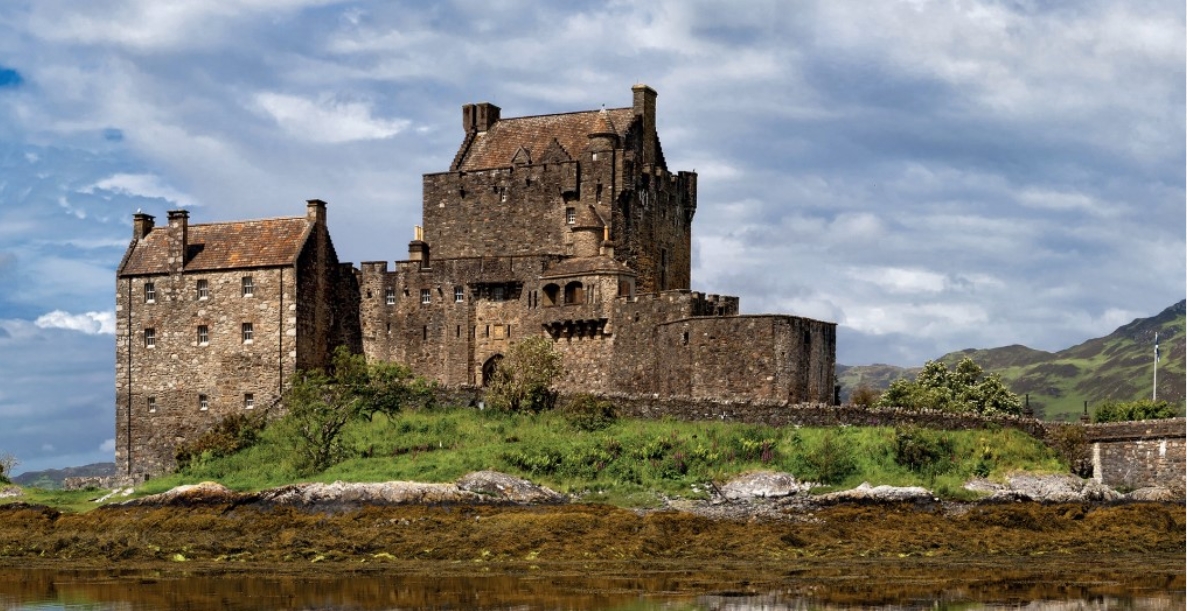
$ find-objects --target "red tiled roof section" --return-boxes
[457,107,635,171]
[120,217,311,275]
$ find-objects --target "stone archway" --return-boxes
[481,354,504,387]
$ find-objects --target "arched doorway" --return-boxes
[481,354,504,387]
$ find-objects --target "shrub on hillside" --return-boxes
[893,426,956,479]
[175,411,266,471]
[1092,399,1180,423]
[0,452,16,485]
[1045,423,1091,478]
[877,358,1022,416]
[560,393,618,431]
[849,384,882,408]
[792,430,857,485]
[486,336,563,413]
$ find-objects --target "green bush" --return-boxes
[893,426,956,479]
[560,394,618,431]
[1092,399,1181,423]
[486,336,563,413]
[878,358,1022,416]
[175,411,267,471]
[793,430,857,484]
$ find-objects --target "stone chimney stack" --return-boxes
[463,102,501,133]
[306,199,326,225]
[132,212,155,240]
[408,225,430,269]
[632,84,657,166]
[166,209,189,272]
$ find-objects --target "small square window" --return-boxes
[197,325,209,345]
[197,279,209,300]
[565,207,576,225]
[420,289,431,305]
[144,282,156,303]
[242,276,254,297]
[199,394,209,411]
[244,393,254,410]
[242,322,253,343]
[144,328,156,348]
[492,286,504,301]
[147,396,157,413]
[454,286,464,303]
[385,287,395,305]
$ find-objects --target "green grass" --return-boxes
[127,404,1066,507]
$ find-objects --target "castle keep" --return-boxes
[115,85,837,477]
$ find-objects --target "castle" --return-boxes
[115,85,837,477]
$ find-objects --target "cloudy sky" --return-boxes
[0,0,1182,474]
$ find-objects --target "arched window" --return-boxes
[481,354,504,387]
[542,283,560,307]
[564,281,584,305]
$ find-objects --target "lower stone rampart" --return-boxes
[1084,418,1185,493]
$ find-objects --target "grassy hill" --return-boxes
[12,462,115,490]
[839,300,1186,422]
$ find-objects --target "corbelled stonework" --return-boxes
[116,85,837,478]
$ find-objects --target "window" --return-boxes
[241,322,253,343]
[241,276,254,297]
[147,396,157,413]
[144,282,156,303]
[385,287,395,305]
[543,284,560,307]
[197,325,209,346]
[565,207,576,225]
[492,285,504,301]
[244,393,254,410]
[197,279,209,300]
[144,328,156,348]
[199,394,209,411]
[420,289,431,304]
[564,281,584,305]
[454,286,464,303]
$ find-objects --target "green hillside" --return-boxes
[838,300,1186,422]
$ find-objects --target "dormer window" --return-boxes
[144,282,156,303]
[241,276,254,297]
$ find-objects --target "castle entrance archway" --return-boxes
[481,354,504,387]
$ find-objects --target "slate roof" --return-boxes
[455,107,636,171]
[119,217,312,276]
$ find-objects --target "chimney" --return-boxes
[408,226,430,269]
[632,84,657,166]
[132,212,155,240]
[167,209,189,272]
[306,199,326,225]
[463,102,500,133]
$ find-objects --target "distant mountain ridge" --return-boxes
[838,300,1186,421]
[12,462,115,490]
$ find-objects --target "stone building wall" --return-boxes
[115,266,297,476]
[1085,418,1186,492]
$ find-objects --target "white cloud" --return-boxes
[34,310,116,335]
[99,438,116,453]
[847,266,947,294]
[255,93,410,143]
[85,173,200,209]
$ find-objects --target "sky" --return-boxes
[0,0,1183,475]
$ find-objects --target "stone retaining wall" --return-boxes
[1084,418,1185,492]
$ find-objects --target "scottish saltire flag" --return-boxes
[1154,332,1160,363]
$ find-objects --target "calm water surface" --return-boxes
[1,558,1182,610]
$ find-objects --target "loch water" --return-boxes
[1,557,1183,611]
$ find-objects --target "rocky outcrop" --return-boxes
[964,474,1124,503]
[815,482,936,504]
[455,470,565,504]
[717,471,810,500]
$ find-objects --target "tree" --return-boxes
[282,346,433,473]
[877,358,1023,416]
[1093,398,1181,423]
[486,336,564,412]
[0,452,17,485]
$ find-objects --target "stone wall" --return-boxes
[1085,418,1186,492]
[115,266,298,476]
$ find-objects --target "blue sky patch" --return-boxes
[0,67,23,88]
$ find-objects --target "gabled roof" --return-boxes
[455,107,636,171]
[118,217,312,276]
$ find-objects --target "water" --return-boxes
[1,558,1181,610]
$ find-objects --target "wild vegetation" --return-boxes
[0,452,16,485]
[1092,398,1180,423]
[878,358,1022,416]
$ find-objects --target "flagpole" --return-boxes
[1152,332,1158,401]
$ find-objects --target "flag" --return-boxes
[1154,332,1160,364]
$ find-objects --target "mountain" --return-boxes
[12,462,115,490]
[838,300,1186,422]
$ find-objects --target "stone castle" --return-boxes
[115,85,837,477]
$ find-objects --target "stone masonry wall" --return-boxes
[1085,418,1186,492]
[115,266,298,476]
